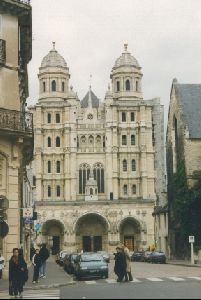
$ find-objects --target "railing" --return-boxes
[0,40,6,65]
[0,108,33,134]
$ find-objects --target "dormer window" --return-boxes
[52,80,56,92]
[126,80,131,91]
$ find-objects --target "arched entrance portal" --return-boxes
[120,217,141,251]
[75,214,108,252]
[42,220,64,255]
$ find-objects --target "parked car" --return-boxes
[131,251,144,262]
[74,253,108,280]
[97,251,110,263]
[56,251,71,266]
[149,252,167,264]
[64,253,80,274]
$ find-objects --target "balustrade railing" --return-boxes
[0,108,33,134]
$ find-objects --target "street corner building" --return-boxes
[29,44,166,254]
[0,0,33,274]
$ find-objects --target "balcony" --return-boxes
[0,108,33,137]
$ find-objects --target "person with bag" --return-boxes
[9,248,28,299]
[32,249,41,284]
[39,244,49,278]
[0,251,5,279]
[114,247,127,282]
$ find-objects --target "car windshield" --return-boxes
[81,254,103,262]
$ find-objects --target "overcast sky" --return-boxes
[28,0,201,122]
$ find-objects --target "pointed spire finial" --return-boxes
[124,43,128,52]
[52,41,56,50]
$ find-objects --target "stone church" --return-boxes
[29,44,166,254]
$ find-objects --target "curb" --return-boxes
[24,281,76,290]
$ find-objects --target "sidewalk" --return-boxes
[167,260,201,268]
[0,258,75,292]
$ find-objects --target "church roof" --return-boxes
[41,43,67,69]
[81,88,100,108]
[113,44,140,69]
[174,83,201,138]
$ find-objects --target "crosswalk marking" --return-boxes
[106,279,117,284]
[85,280,97,285]
[131,278,141,283]
[168,277,185,282]
[188,277,201,281]
[147,277,164,282]
[0,289,60,299]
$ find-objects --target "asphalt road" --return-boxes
[60,281,201,299]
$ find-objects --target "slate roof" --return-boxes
[81,90,100,108]
[174,84,201,138]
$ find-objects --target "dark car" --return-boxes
[56,251,71,266]
[74,253,108,280]
[97,251,110,263]
[149,252,167,264]
[64,253,79,274]
[131,251,144,262]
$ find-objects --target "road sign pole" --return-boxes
[191,243,194,265]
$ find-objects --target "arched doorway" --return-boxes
[42,220,64,255]
[119,217,141,251]
[75,213,108,252]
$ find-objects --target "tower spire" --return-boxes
[52,41,56,50]
[124,43,128,52]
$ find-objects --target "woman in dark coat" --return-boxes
[9,248,28,299]
[114,247,127,282]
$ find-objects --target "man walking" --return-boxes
[39,244,49,278]
[114,247,127,282]
[0,251,5,279]
[32,249,41,284]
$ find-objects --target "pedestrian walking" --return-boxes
[39,244,49,278]
[30,245,35,261]
[114,247,127,282]
[0,251,5,279]
[123,243,133,282]
[9,248,28,299]
[32,249,41,284]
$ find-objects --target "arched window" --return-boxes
[123,185,128,195]
[123,160,128,172]
[56,185,61,197]
[43,82,46,93]
[48,186,51,198]
[52,80,56,92]
[131,135,136,146]
[136,81,139,92]
[79,164,90,194]
[56,161,61,173]
[56,137,61,148]
[96,135,101,145]
[93,163,105,193]
[48,161,51,173]
[122,112,126,122]
[62,82,65,92]
[132,160,136,172]
[89,135,94,147]
[48,137,51,148]
[126,80,131,91]
[132,185,137,195]
[117,81,120,92]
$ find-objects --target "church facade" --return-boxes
[29,44,166,254]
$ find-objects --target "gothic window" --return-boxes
[48,186,51,198]
[131,135,136,146]
[48,161,51,173]
[123,160,128,172]
[43,82,46,93]
[96,135,101,145]
[132,160,136,172]
[47,113,51,124]
[56,161,61,173]
[88,114,93,120]
[56,137,61,148]
[48,137,51,148]
[56,185,61,197]
[56,113,60,124]
[123,184,128,195]
[52,80,56,92]
[122,112,126,122]
[79,163,90,194]
[62,82,65,92]
[122,135,127,146]
[117,81,120,92]
[89,135,94,146]
[93,163,105,193]
[126,80,131,91]
[132,185,137,195]
[131,112,135,122]
[81,136,86,145]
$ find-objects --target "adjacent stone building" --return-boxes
[0,0,33,271]
[30,44,165,254]
[167,79,201,258]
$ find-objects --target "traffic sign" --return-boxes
[189,236,195,243]
[0,220,9,238]
[23,208,33,218]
